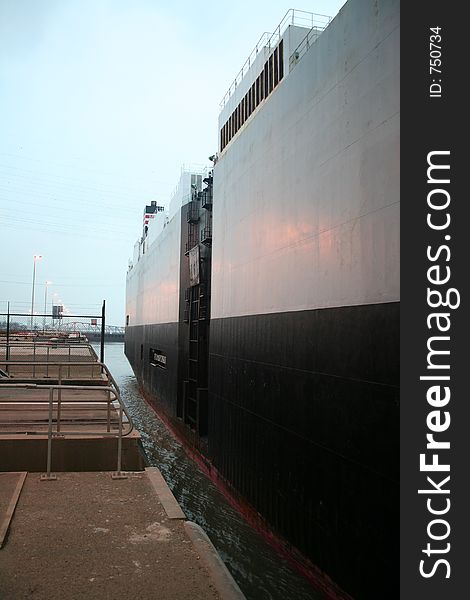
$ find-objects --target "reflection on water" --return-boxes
[101,343,324,600]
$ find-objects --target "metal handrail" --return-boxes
[0,383,121,426]
[289,23,325,71]
[0,358,101,379]
[89,344,100,362]
[219,8,332,109]
[0,361,134,477]
[0,344,95,368]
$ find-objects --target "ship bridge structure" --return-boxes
[218,9,331,152]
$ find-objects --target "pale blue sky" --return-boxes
[0,0,346,325]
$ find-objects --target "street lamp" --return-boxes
[30,255,43,331]
[43,281,52,332]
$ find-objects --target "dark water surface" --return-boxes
[101,343,324,600]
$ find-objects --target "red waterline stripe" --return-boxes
[139,385,352,600]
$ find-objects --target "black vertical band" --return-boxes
[401,3,467,597]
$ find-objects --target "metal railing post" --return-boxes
[107,389,111,432]
[117,404,123,472]
[46,346,49,377]
[57,366,62,432]
[33,342,36,378]
[100,300,106,366]
[5,303,10,374]
[40,388,57,481]
[112,401,127,479]
[57,384,62,433]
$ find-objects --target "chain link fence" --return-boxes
[0,303,106,378]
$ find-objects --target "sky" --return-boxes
[0,0,346,326]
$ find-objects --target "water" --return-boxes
[101,342,325,600]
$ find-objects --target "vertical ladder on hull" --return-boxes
[182,171,212,437]
[183,283,208,435]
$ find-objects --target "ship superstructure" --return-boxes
[125,1,399,598]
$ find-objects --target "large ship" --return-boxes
[125,0,399,598]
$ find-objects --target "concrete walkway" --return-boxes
[0,470,225,600]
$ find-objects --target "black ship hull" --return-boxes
[125,0,400,596]
[125,300,399,599]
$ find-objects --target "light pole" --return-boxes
[30,255,43,331]
[43,281,52,333]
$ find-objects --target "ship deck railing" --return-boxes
[220,8,332,109]
[289,23,327,71]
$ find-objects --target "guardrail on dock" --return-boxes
[0,341,97,378]
[0,303,107,364]
[0,359,134,479]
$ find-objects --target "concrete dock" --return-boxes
[0,469,229,600]
[0,334,244,599]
